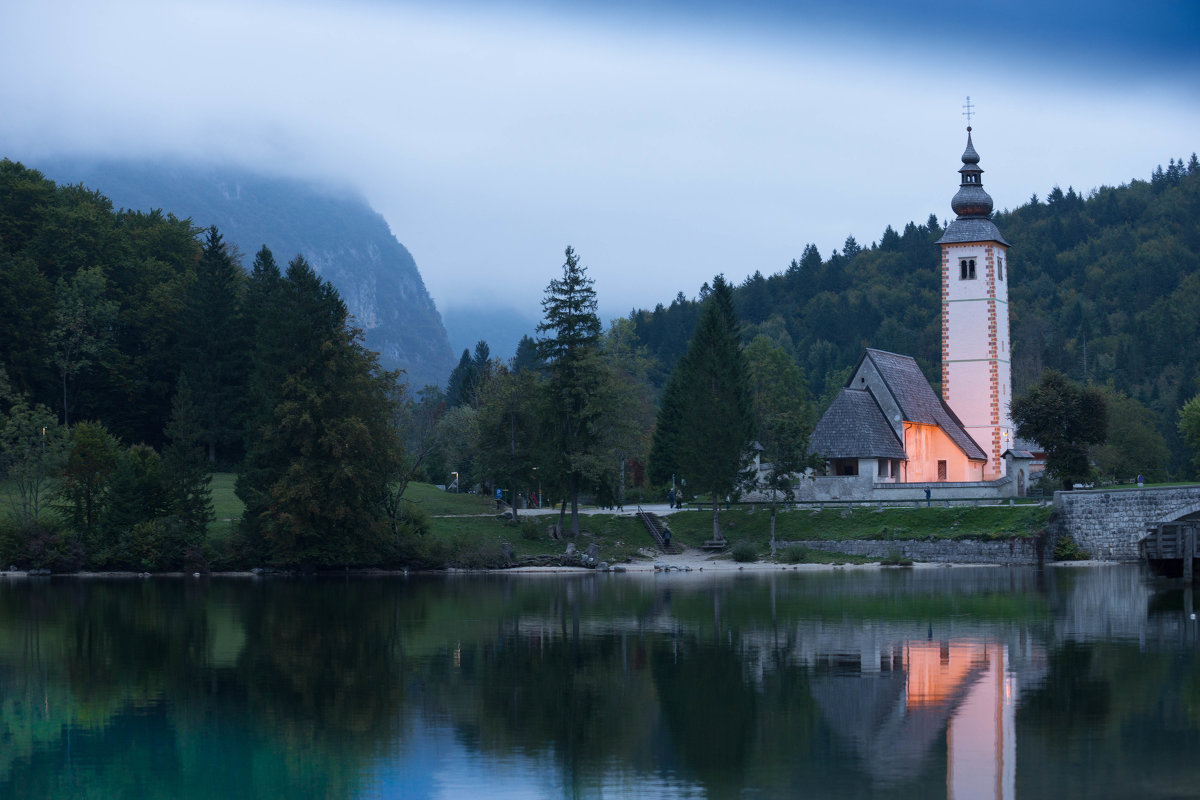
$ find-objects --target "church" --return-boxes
[805,126,1033,499]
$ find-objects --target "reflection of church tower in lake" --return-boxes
[810,639,1016,798]
[936,126,1014,479]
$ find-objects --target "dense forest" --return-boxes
[0,159,412,570]
[3,153,1200,571]
[628,155,1200,475]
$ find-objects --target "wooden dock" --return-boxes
[1142,521,1200,579]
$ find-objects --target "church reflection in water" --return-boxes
[811,639,1020,799]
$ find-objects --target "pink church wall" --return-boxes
[903,422,985,483]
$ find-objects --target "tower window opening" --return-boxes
[959,258,976,280]
[997,257,1005,281]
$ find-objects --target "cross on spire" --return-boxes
[962,96,975,130]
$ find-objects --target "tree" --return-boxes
[1091,390,1169,483]
[0,398,67,526]
[651,275,754,543]
[475,365,541,518]
[237,256,402,567]
[99,443,172,567]
[178,226,248,464]
[48,266,117,425]
[58,419,120,540]
[161,374,214,554]
[536,246,605,536]
[1180,394,1200,477]
[445,349,476,408]
[512,335,544,374]
[1011,370,1108,490]
[743,336,814,551]
[385,383,445,533]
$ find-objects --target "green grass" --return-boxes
[424,511,652,566]
[403,482,498,516]
[210,473,243,521]
[664,505,1052,552]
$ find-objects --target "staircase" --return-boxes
[637,507,681,554]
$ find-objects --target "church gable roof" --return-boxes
[862,349,988,462]
[809,388,907,460]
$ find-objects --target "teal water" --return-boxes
[1,566,1197,799]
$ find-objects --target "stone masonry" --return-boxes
[785,537,1048,565]
[1052,486,1200,561]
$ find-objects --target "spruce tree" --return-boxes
[161,374,214,558]
[653,275,754,542]
[178,226,248,464]
[536,246,604,536]
[237,256,401,567]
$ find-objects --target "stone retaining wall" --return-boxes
[1052,486,1200,561]
[783,537,1048,565]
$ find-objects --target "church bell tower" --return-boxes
[936,125,1013,480]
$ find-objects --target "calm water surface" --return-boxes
[1,565,1197,799]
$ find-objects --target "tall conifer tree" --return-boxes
[651,275,754,542]
[237,256,401,567]
[537,246,604,536]
[179,226,248,463]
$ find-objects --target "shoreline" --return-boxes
[0,553,1122,579]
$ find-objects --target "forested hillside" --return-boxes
[33,158,455,389]
[1,159,412,569]
[628,156,1200,474]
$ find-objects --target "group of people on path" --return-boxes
[666,488,684,509]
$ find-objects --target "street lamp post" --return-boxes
[532,467,540,508]
[450,471,459,493]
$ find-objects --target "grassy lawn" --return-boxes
[664,505,1053,550]
[210,473,242,520]
[425,512,653,565]
[404,482,498,516]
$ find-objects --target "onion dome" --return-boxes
[936,127,1010,246]
[950,128,993,218]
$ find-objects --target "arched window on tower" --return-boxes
[959,258,976,280]
[997,257,1004,281]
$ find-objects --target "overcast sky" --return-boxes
[3,0,1198,322]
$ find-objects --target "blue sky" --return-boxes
[2,0,1197,323]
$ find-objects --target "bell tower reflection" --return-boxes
[812,638,1016,798]
[904,641,1015,799]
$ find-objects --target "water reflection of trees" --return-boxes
[2,570,1200,798]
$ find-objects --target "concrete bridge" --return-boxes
[1053,486,1200,560]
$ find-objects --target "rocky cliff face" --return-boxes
[36,158,455,389]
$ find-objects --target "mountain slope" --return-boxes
[35,159,455,389]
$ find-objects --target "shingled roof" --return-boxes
[936,217,1010,246]
[862,349,987,461]
[808,388,906,460]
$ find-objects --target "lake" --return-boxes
[1,565,1197,799]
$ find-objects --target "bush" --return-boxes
[116,519,168,571]
[449,537,508,569]
[519,519,541,541]
[880,547,914,566]
[1053,535,1089,561]
[779,545,808,564]
[0,518,18,567]
[731,540,758,563]
[397,501,431,537]
[386,533,452,570]
[2,519,85,572]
